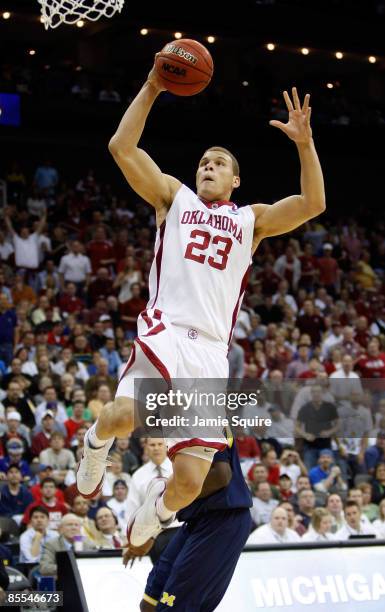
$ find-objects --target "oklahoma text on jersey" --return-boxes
[181,210,243,244]
[147,184,255,345]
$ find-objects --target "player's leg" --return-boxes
[129,341,228,545]
[77,330,170,498]
[129,448,215,546]
[155,509,251,612]
[199,510,251,612]
[162,452,211,511]
[140,525,189,611]
[76,395,135,497]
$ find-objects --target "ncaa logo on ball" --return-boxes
[188,329,198,340]
[162,62,186,77]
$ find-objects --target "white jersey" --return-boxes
[147,184,255,344]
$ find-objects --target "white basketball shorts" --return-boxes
[116,309,229,461]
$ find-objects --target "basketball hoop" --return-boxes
[37,0,125,29]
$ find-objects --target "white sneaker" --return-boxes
[76,430,112,498]
[127,477,176,547]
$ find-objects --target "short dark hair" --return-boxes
[30,506,49,519]
[40,477,56,488]
[51,432,65,440]
[344,500,360,511]
[205,146,240,176]
[6,464,22,474]
[95,506,119,527]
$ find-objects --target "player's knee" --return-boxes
[174,469,203,499]
[101,397,134,433]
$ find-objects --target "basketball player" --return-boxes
[77,55,325,547]
[125,432,252,612]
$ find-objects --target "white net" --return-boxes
[38,0,125,29]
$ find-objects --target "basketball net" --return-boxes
[37,0,125,29]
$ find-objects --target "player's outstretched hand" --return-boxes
[269,87,312,144]
[147,54,167,93]
[122,538,155,568]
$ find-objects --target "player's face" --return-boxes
[196,151,240,201]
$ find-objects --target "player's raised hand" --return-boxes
[147,54,167,93]
[269,87,312,144]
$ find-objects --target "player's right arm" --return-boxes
[108,62,181,212]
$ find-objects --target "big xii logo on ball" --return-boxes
[163,44,198,64]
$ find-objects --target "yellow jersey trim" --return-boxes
[143,593,158,606]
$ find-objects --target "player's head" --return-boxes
[196,146,240,201]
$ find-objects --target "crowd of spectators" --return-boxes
[1,59,384,128]
[2,157,385,595]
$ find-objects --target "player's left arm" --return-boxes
[252,87,325,243]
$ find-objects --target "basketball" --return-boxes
[154,39,214,96]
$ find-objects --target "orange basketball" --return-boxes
[155,39,213,96]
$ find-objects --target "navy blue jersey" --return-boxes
[177,433,252,522]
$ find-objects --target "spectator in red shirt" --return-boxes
[58,282,85,314]
[31,411,62,457]
[297,299,325,346]
[46,321,67,349]
[278,473,294,501]
[356,339,385,381]
[87,267,114,305]
[299,243,319,290]
[120,283,147,340]
[87,226,115,274]
[23,477,68,531]
[254,261,281,296]
[317,243,340,293]
[113,228,130,262]
[235,429,261,460]
[354,316,371,349]
[261,448,280,485]
[64,400,86,444]
[30,465,65,504]
[323,347,343,376]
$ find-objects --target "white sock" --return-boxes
[156,494,174,522]
[87,423,114,450]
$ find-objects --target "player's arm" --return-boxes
[108,61,181,211]
[252,88,325,242]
